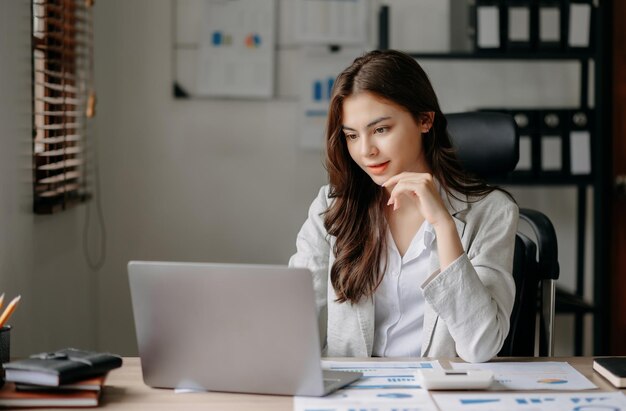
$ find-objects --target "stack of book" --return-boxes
[0,348,122,408]
[593,357,626,388]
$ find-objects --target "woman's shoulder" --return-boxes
[316,184,332,203]
[307,184,332,212]
[468,188,518,216]
[481,188,516,206]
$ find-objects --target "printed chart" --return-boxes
[432,392,626,411]
[294,360,441,411]
[450,361,597,391]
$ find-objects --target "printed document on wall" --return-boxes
[196,0,275,98]
[293,0,369,45]
[298,47,365,149]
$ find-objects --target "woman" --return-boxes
[289,50,517,363]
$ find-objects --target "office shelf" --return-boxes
[407,51,595,61]
[378,1,609,355]
[490,175,595,186]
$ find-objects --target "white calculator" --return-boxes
[418,369,494,390]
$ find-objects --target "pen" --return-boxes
[0,295,21,328]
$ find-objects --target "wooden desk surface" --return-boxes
[93,357,624,411]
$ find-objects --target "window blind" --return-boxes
[32,0,95,214]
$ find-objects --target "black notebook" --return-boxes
[3,348,122,387]
[593,357,626,388]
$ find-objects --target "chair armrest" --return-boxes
[519,208,560,280]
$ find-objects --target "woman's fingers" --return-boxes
[382,172,424,188]
[387,179,431,209]
[384,173,451,226]
[388,176,445,217]
[383,172,439,214]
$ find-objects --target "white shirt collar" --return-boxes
[386,220,436,265]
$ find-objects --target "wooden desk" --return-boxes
[96,357,624,411]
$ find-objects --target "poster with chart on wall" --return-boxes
[195,0,275,98]
[293,0,369,45]
[298,47,366,149]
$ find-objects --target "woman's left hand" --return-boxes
[382,172,452,228]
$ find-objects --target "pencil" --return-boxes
[0,293,4,313]
[0,295,21,328]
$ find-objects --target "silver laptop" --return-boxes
[127,261,361,396]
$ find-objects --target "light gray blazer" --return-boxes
[289,185,518,363]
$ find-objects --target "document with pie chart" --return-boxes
[450,361,597,390]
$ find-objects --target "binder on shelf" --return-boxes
[511,110,538,172]
[478,107,594,180]
[538,0,565,50]
[540,110,565,172]
[567,0,593,50]
[505,0,533,50]
[518,134,533,171]
[568,109,592,175]
[450,0,475,53]
[475,0,503,51]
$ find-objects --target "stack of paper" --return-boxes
[294,360,441,411]
[449,361,597,391]
[432,392,626,411]
[292,360,626,411]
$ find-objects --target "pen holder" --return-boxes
[0,325,9,363]
[0,325,10,387]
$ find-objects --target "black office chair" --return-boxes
[446,112,560,357]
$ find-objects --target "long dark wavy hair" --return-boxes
[324,49,495,304]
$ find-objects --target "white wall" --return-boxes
[93,0,330,354]
[0,0,589,357]
[92,0,592,356]
[0,0,97,357]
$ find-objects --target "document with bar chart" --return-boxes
[195,0,275,98]
[293,360,441,411]
[432,392,626,411]
[298,47,365,149]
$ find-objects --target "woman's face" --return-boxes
[341,91,433,187]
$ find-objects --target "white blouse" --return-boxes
[372,221,436,357]
[289,184,518,362]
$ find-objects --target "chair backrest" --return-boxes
[446,112,560,357]
[446,112,519,178]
